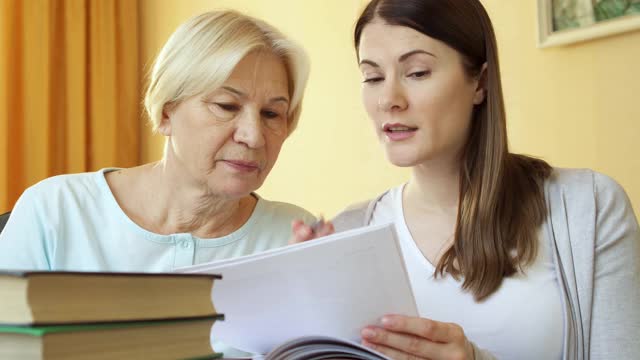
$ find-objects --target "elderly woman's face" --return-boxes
[161,51,290,198]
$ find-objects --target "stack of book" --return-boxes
[0,271,223,359]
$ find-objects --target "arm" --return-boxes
[589,173,640,358]
[0,187,52,270]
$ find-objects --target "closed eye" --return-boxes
[363,77,384,84]
[262,110,282,119]
[214,103,240,112]
[408,71,430,79]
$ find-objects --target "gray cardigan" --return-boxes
[332,169,639,360]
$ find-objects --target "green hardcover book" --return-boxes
[0,271,221,325]
[0,317,223,360]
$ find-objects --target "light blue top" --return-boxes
[0,168,315,272]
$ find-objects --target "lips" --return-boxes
[382,123,418,141]
[382,123,418,132]
[221,160,261,172]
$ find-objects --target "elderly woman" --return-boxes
[0,10,315,272]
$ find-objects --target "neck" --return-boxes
[405,156,461,213]
[139,158,255,238]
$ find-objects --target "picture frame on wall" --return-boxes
[537,0,640,47]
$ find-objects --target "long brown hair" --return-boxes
[355,0,552,301]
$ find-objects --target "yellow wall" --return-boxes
[139,1,639,218]
[482,0,640,215]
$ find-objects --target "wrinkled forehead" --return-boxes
[223,50,290,101]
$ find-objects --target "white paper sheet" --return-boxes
[177,223,417,355]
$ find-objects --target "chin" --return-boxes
[210,180,261,200]
[385,151,424,168]
[388,159,420,168]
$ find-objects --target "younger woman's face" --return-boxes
[358,21,485,168]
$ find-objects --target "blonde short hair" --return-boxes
[144,10,310,135]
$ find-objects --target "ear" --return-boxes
[157,103,174,136]
[473,62,488,105]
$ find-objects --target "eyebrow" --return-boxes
[221,86,289,104]
[359,49,437,68]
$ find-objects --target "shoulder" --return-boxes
[19,170,116,215]
[546,167,596,190]
[3,170,113,245]
[331,200,371,232]
[255,197,315,224]
[547,167,632,210]
[337,198,372,214]
[18,170,110,208]
[332,187,397,232]
[546,167,638,244]
[247,197,314,249]
[8,169,120,233]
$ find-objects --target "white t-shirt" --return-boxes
[370,184,564,360]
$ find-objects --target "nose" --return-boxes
[378,79,408,112]
[233,109,265,149]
